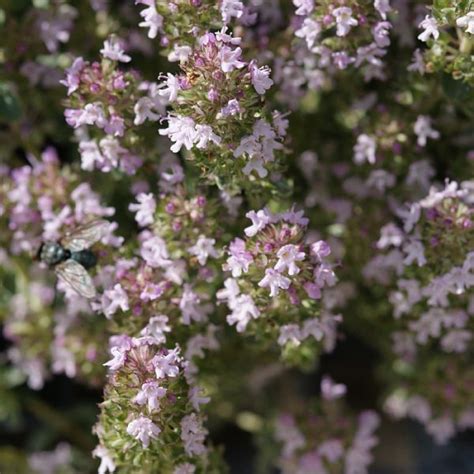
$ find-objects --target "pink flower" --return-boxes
[126,416,161,448]
[311,240,331,260]
[275,244,306,276]
[332,7,358,37]
[418,15,439,42]
[180,413,208,456]
[60,57,85,95]
[225,238,253,277]
[219,45,245,72]
[129,193,156,227]
[152,347,181,379]
[140,234,171,268]
[250,64,273,95]
[101,284,129,318]
[220,0,244,24]
[133,381,167,412]
[100,37,131,62]
[140,315,171,344]
[244,209,272,236]
[226,294,260,332]
[189,235,218,265]
[278,324,302,346]
[136,0,163,39]
[258,268,291,297]
[321,375,346,400]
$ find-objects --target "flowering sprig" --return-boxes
[291,0,393,84]
[217,206,341,362]
[63,36,166,174]
[157,29,287,192]
[135,0,244,54]
[415,2,474,85]
[261,376,380,474]
[385,353,474,445]
[94,337,224,473]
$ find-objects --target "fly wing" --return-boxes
[55,259,96,298]
[60,219,109,252]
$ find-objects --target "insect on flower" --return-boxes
[37,219,110,298]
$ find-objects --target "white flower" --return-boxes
[332,7,358,37]
[134,97,161,125]
[278,324,302,346]
[133,381,167,412]
[189,235,218,265]
[168,44,192,62]
[157,73,181,102]
[226,294,260,332]
[140,235,171,268]
[93,445,116,474]
[219,45,246,72]
[275,244,306,276]
[129,193,156,227]
[374,0,391,20]
[258,268,291,297]
[100,37,131,62]
[180,413,208,456]
[414,115,440,147]
[418,15,439,42]
[250,64,273,95]
[220,0,244,24]
[101,284,129,318]
[321,375,347,400]
[140,315,171,344]
[126,416,161,448]
[136,0,163,39]
[353,134,377,164]
[293,0,314,16]
[194,124,221,149]
[159,115,197,153]
[295,17,321,49]
[244,208,272,236]
[426,417,455,445]
[174,463,196,474]
[457,12,474,34]
[152,347,181,379]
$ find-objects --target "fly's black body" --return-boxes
[38,242,97,269]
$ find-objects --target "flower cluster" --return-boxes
[135,0,245,54]
[415,2,474,85]
[218,206,341,359]
[264,376,380,474]
[385,354,474,445]
[94,337,224,473]
[290,0,393,87]
[63,37,166,173]
[365,180,474,358]
[157,29,286,189]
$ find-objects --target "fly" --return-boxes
[38,219,109,298]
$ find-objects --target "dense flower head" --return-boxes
[157,29,286,190]
[365,180,474,358]
[266,376,380,474]
[414,3,474,85]
[0,147,120,256]
[384,354,474,445]
[63,42,166,173]
[135,0,244,53]
[217,206,341,361]
[95,337,222,472]
[290,0,393,88]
